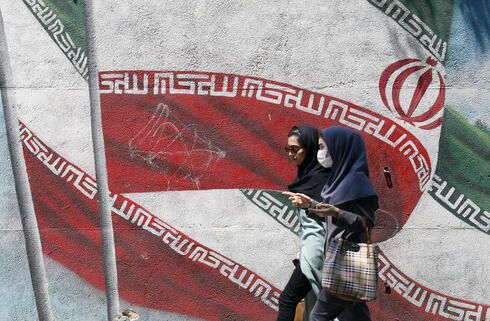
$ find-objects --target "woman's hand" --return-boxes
[307,203,339,217]
[282,192,312,208]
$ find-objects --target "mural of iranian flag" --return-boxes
[88,0,487,319]
[94,1,440,228]
[1,0,488,320]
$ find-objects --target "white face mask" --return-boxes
[317,148,333,168]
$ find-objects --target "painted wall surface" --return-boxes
[0,0,488,320]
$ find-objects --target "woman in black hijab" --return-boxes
[277,125,331,321]
[284,126,378,321]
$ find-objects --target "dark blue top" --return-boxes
[314,126,379,244]
[320,126,377,222]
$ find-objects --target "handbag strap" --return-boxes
[361,216,372,257]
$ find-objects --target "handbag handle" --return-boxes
[361,216,372,257]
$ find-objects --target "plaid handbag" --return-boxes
[321,222,379,302]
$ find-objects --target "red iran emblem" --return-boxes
[379,57,445,130]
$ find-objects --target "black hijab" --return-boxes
[320,126,377,206]
[287,125,331,201]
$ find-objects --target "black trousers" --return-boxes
[309,290,371,321]
[276,259,312,321]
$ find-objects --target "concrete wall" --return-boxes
[0,0,488,320]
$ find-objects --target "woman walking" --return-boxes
[277,125,331,321]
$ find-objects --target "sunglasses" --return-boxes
[284,145,302,154]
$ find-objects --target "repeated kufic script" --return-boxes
[110,188,280,310]
[242,189,300,234]
[430,175,490,234]
[19,124,97,199]
[369,0,447,62]
[378,253,490,321]
[19,122,280,311]
[23,0,88,79]
[99,71,432,191]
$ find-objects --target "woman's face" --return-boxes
[287,135,306,166]
[317,136,333,168]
